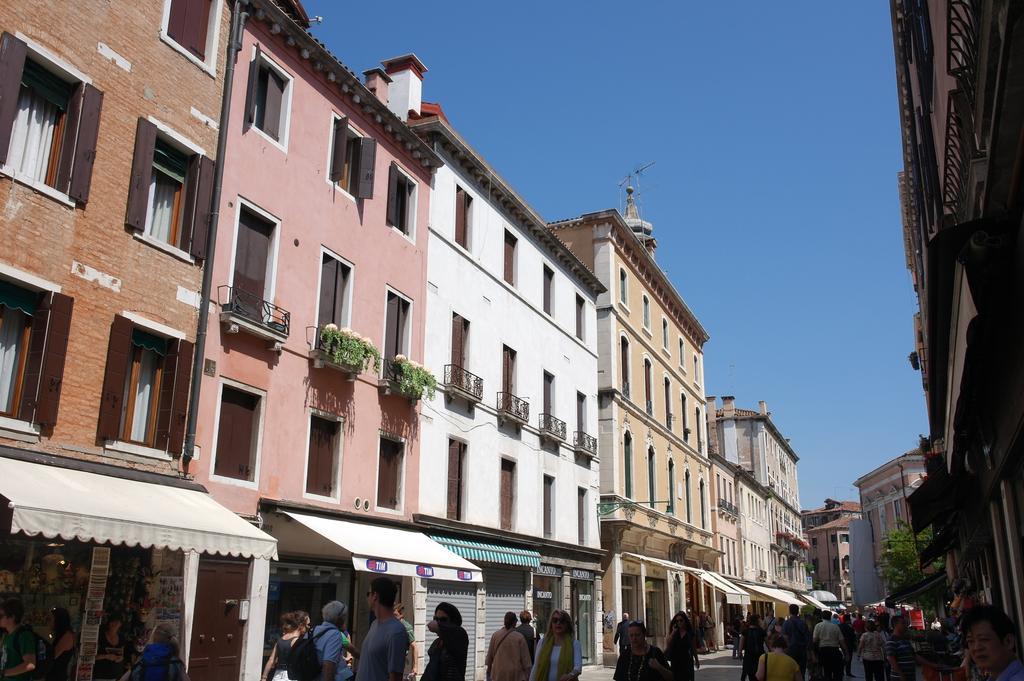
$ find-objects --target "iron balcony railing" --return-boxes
[621,381,630,398]
[718,499,738,516]
[444,364,483,401]
[947,0,979,108]
[539,413,566,441]
[573,431,597,456]
[645,400,654,416]
[497,391,529,424]
[666,413,674,429]
[218,285,290,337]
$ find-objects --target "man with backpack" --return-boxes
[783,603,811,678]
[288,601,353,681]
[0,598,39,680]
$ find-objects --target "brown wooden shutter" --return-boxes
[243,45,262,128]
[376,438,402,508]
[179,155,202,251]
[154,339,180,451]
[575,295,584,339]
[54,83,83,195]
[395,298,409,355]
[503,231,516,285]
[384,293,400,359]
[577,392,586,433]
[450,313,464,368]
[577,488,586,544]
[446,439,463,520]
[385,163,399,225]
[307,417,337,496]
[17,291,50,423]
[186,0,213,59]
[0,33,28,165]
[329,116,349,183]
[167,0,189,48]
[500,459,514,530]
[543,372,553,415]
[454,187,467,247]
[543,476,553,536]
[166,339,193,456]
[125,118,157,231]
[233,209,272,298]
[262,69,284,140]
[644,361,652,403]
[543,267,553,313]
[66,84,103,204]
[502,345,513,394]
[355,137,376,199]
[31,292,72,426]
[214,387,258,479]
[620,338,628,388]
[318,256,337,328]
[188,155,215,259]
[96,315,133,442]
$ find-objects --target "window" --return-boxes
[229,205,276,321]
[643,358,652,414]
[542,265,554,315]
[500,458,515,530]
[306,415,340,497]
[693,355,700,382]
[830,533,837,544]
[376,437,404,510]
[575,295,585,341]
[212,384,260,481]
[699,479,707,528]
[662,318,669,349]
[695,407,703,452]
[678,339,685,368]
[125,118,214,257]
[647,448,656,508]
[165,0,215,60]
[543,475,554,538]
[97,315,194,454]
[0,281,72,426]
[0,35,103,203]
[542,371,554,416]
[446,439,466,520]
[685,470,692,523]
[667,459,676,516]
[642,295,650,329]
[620,337,630,396]
[577,487,587,544]
[681,393,688,440]
[328,117,375,199]
[623,432,633,498]
[503,231,517,286]
[383,290,411,360]
[663,377,672,427]
[576,391,587,435]
[386,163,416,236]
[450,313,469,369]
[619,268,628,305]
[244,47,290,144]
[454,185,471,248]
[499,346,516,393]
[318,253,351,329]
[840,533,850,543]
[892,500,903,521]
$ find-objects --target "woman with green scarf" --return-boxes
[529,610,582,681]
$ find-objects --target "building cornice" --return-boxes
[247,0,441,170]
[408,117,605,296]
[851,450,925,488]
[551,211,710,348]
[718,410,801,463]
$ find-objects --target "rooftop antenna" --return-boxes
[619,161,655,215]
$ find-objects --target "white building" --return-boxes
[408,106,605,675]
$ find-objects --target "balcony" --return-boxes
[218,285,289,351]
[307,325,370,380]
[497,391,529,427]
[621,381,630,399]
[539,413,566,443]
[573,431,597,457]
[666,413,674,430]
[645,400,654,416]
[444,364,483,403]
[717,499,738,518]
[757,570,767,583]
[378,358,421,403]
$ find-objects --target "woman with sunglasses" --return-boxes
[423,602,469,681]
[530,610,583,681]
[666,612,701,681]
[613,620,672,681]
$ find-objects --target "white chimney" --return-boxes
[381,54,427,121]
[759,400,768,415]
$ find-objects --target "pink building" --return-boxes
[182,2,471,678]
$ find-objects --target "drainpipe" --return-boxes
[182,0,250,473]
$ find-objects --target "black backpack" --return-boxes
[287,628,330,681]
[15,625,53,680]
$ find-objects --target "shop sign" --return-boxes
[534,564,561,577]
[535,590,554,600]
[570,569,594,581]
[578,593,592,602]
[365,558,389,573]
[457,570,474,581]
[416,565,435,578]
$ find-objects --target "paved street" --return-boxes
[583,650,741,681]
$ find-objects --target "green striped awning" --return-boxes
[430,535,541,568]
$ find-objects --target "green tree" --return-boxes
[879,521,944,613]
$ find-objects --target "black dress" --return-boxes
[666,631,698,681]
[422,622,469,681]
[613,646,669,681]
[741,628,766,681]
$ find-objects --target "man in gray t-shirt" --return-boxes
[356,577,410,681]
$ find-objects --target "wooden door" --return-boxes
[233,209,273,319]
[543,372,553,415]
[501,346,515,395]
[499,459,514,530]
[576,392,586,433]
[188,560,248,681]
[451,314,466,368]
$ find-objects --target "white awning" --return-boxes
[621,552,689,572]
[0,456,277,559]
[700,571,752,606]
[801,593,829,610]
[742,583,804,606]
[279,511,482,582]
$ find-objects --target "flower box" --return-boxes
[311,325,381,379]
[380,356,437,403]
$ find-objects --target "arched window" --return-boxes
[624,432,633,498]
[662,318,669,349]
[620,337,630,396]
[663,377,672,428]
[647,447,656,509]
[699,478,707,529]
[619,268,628,305]
[685,469,692,523]
[642,295,651,329]
[643,359,652,414]
[667,459,676,516]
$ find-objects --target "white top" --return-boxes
[529,637,582,681]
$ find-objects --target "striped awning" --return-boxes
[430,535,541,568]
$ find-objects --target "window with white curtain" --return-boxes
[7,61,72,187]
[144,139,188,247]
[120,329,168,446]
[0,304,32,417]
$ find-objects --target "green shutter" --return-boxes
[0,280,39,315]
[21,60,73,111]
[131,328,169,356]
[153,139,187,184]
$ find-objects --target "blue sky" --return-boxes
[302,0,927,507]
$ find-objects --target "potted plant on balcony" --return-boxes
[316,324,381,376]
[389,355,437,402]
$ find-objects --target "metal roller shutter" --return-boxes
[426,580,478,681]
[483,568,527,646]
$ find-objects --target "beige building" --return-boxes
[551,193,723,660]
[803,500,861,603]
